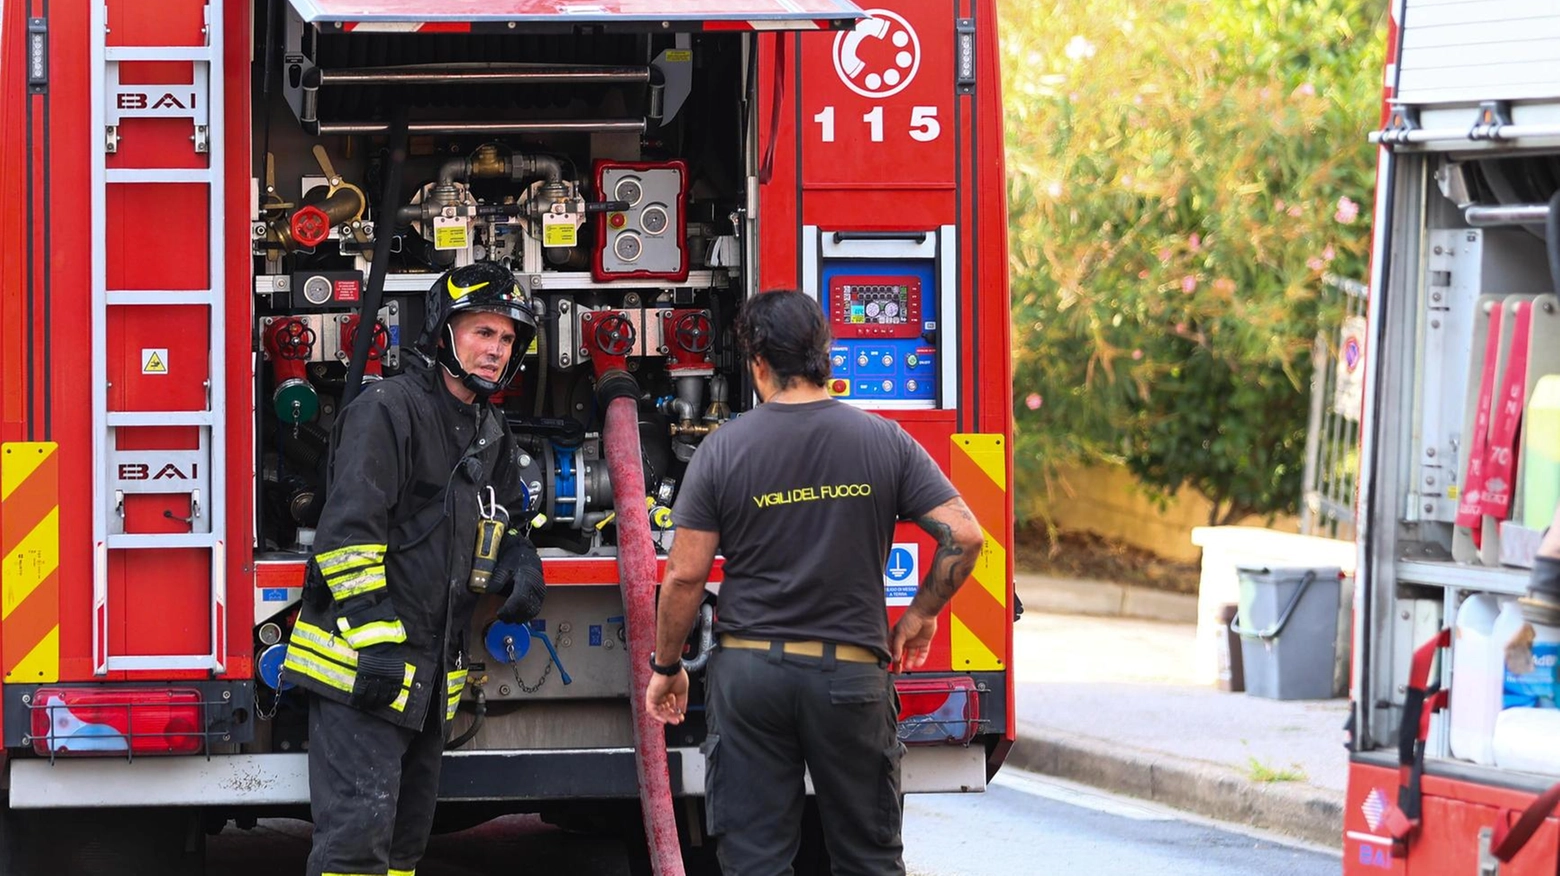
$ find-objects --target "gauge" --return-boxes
[614,232,643,263]
[302,274,333,306]
[865,301,882,318]
[640,205,669,235]
[614,177,644,207]
[883,301,900,319]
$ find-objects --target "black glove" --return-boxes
[492,535,546,624]
[350,644,405,711]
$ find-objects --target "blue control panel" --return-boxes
[820,258,937,406]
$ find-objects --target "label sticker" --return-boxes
[884,543,918,606]
[542,213,577,248]
[433,216,469,251]
[261,588,288,603]
[141,348,168,374]
[590,625,603,647]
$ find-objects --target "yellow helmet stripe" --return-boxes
[447,277,491,300]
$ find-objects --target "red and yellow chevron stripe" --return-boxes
[949,434,1008,670]
[3,443,59,682]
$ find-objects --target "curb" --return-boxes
[1014,574,1199,623]
[1007,723,1343,849]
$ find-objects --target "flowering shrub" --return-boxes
[1003,0,1384,525]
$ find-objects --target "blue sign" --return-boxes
[261,588,287,602]
[885,548,915,582]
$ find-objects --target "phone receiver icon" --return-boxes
[839,16,891,80]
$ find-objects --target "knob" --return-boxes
[906,353,920,368]
[882,380,894,392]
[881,354,893,367]
[857,354,869,367]
[832,354,846,368]
[906,379,918,393]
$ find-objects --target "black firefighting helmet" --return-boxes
[417,262,537,399]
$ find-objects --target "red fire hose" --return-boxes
[588,309,684,876]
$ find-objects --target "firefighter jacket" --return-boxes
[283,361,526,730]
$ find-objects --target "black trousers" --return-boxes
[305,694,445,876]
[703,644,906,876]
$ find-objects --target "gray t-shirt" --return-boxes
[673,398,958,657]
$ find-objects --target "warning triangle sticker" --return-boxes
[142,350,168,374]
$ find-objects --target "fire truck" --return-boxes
[1347,0,1560,872]
[0,0,1015,872]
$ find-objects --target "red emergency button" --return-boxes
[609,213,627,229]
[830,379,848,394]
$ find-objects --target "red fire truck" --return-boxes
[1347,0,1560,872]
[0,1,1015,872]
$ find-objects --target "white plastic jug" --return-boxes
[1494,708,1560,775]
[1492,601,1560,709]
[1450,594,1505,764]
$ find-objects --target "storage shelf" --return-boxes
[1395,560,1529,595]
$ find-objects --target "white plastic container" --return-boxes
[1492,602,1560,709]
[1450,594,1505,764]
[1494,708,1560,775]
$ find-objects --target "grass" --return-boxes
[1242,756,1308,784]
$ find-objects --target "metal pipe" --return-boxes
[1465,204,1551,226]
[1372,123,1560,145]
[315,64,651,86]
[317,119,646,136]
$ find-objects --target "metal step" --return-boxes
[106,411,214,428]
[105,168,214,185]
[107,290,214,306]
[104,46,212,63]
[107,534,220,550]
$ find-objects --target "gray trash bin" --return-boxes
[1230,565,1341,700]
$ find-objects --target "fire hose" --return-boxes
[588,311,685,876]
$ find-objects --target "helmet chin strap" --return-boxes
[438,323,502,399]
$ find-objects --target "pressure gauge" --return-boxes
[302,274,333,306]
[614,232,643,263]
[640,205,669,235]
[614,177,644,207]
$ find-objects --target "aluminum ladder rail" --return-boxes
[89,1,227,674]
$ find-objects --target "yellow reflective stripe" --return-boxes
[282,649,355,693]
[327,566,387,601]
[336,617,408,649]
[315,544,387,576]
[290,620,359,667]
[389,665,414,713]
[444,669,468,721]
[390,869,417,876]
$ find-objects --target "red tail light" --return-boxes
[894,676,982,745]
[29,687,205,757]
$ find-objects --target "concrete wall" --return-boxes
[1026,464,1301,563]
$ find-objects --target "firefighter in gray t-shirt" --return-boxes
[645,290,984,875]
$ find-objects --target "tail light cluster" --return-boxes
[894,676,984,745]
[27,687,207,758]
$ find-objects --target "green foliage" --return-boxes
[1002,0,1384,525]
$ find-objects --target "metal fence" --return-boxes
[1300,274,1367,541]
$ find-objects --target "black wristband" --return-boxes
[648,652,682,676]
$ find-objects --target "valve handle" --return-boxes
[290,205,330,248]
[592,313,636,357]
[274,319,316,361]
[673,312,713,354]
[344,318,389,361]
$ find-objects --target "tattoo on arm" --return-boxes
[908,500,981,616]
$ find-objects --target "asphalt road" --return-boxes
[205,770,1339,875]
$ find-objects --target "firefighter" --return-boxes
[282,261,548,876]
[644,290,985,875]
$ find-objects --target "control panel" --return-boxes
[821,260,937,406]
[594,160,688,281]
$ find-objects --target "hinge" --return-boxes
[1380,105,1420,146]
[1470,101,1512,142]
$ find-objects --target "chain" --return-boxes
[504,636,553,694]
[257,669,285,721]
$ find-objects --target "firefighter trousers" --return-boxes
[703,644,906,876]
[305,693,445,876]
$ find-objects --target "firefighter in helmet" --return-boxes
[283,261,548,876]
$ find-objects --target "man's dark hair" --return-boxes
[735,290,832,387]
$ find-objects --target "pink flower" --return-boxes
[1181,275,1198,293]
[1131,349,1144,361]
[1213,278,1237,295]
[1175,322,1188,333]
[1025,393,1043,410]
[1138,269,1151,279]
[1307,256,1325,271]
[1323,244,1336,262]
[1276,199,1287,211]
[1188,233,1201,251]
[1157,248,1172,263]
[1287,205,1304,218]
[1294,82,1316,97]
[1335,196,1359,224]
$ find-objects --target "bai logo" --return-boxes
[116,91,197,111]
[118,462,197,481]
[832,10,920,99]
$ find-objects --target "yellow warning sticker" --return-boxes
[433,217,469,251]
[142,348,169,374]
[665,50,692,62]
[543,214,577,248]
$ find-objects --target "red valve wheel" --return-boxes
[344,319,389,361]
[591,313,637,357]
[273,319,316,361]
[290,205,330,248]
[673,312,713,354]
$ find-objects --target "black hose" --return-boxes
[343,106,410,408]
[445,684,486,750]
[1547,187,1560,300]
